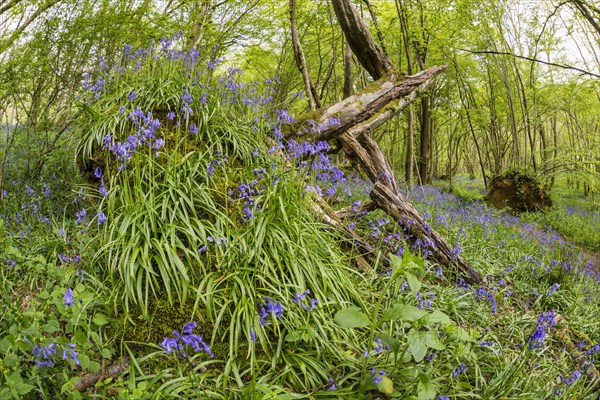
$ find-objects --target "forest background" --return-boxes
[0,0,599,399]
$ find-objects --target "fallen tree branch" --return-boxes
[371,182,483,284]
[289,66,446,143]
[73,357,130,392]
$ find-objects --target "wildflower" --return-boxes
[166,111,175,120]
[293,290,319,311]
[75,208,87,225]
[562,369,583,386]
[62,343,80,365]
[127,91,136,101]
[182,89,193,104]
[97,210,107,225]
[548,283,560,295]
[451,362,466,378]
[258,298,284,326]
[371,368,386,384]
[160,321,213,359]
[198,245,207,253]
[7,259,16,268]
[31,343,57,367]
[328,378,337,391]
[189,123,198,134]
[63,288,74,306]
[76,269,85,282]
[528,310,556,350]
[436,266,443,277]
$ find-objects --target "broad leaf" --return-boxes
[383,303,428,322]
[405,271,422,294]
[407,330,428,362]
[334,307,370,328]
[426,310,452,325]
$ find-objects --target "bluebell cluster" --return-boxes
[25,338,80,368]
[292,289,319,311]
[371,368,386,384]
[258,298,284,326]
[102,107,164,171]
[528,310,556,350]
[451,362,466,378]
[160,322,213,359]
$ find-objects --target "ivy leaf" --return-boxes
[334,307,370,328]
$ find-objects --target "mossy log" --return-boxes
[296,66,482,284]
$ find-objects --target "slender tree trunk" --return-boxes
[343,37,353,99]
[290,0,321,110]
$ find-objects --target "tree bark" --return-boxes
[330,0,395,80]
[290,0,321,110]
[289,0,482,283]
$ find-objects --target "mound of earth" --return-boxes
[485,171,552,212]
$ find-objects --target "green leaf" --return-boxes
[423,331,445,350]
[389,253,403,275]
[377,333,401,353]
[101,348,113,359]
[92,313,109,327]
[14,382,35,396]
[383,304,427,322]
[407,330,427,362]
[3,354,19,368]
[426,310,452,326]
[334,307,370,328]
[405,271,421,294]
[376,376,394,395]
[42,319,60,334]
[417,379,436,400]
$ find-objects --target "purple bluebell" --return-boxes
[371,368,386,384]
[97,210,107,225]
[63,288,74,306]
[547,283,560,295]
[259,298,284,326]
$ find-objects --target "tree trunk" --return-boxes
[418,96,431,183]
[290,0,321,110]
[288,0,482,283]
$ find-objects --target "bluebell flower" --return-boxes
[62,343,80,365]
[63,288,74,306]
[328,377,337,390]
[97,210,107,225]
[451,362,466,378]
[258,298,284,326]
[371,368,386,384]
[547,283,560,295]
[76,269,85,282]
[75,208,87,225]
[160,321,213,359]
[166,111,175,120]
[189,123,198,134]
[127,91,136,101]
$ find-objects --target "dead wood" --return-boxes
[73,357,130,392]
